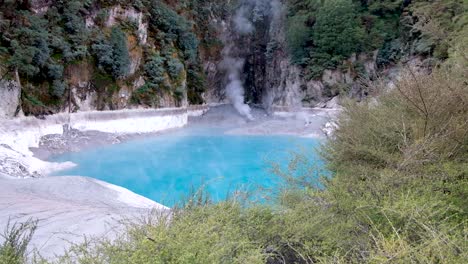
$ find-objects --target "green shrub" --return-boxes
[109,27,130,79]
[148,1,199,62]
[7,12,50,78]
[131,83,160,107]
[92,27,130,79]
[0,218,38,264]
[286,14,311,64]
[186,66,206,105]
[166,57,184,79]
[50,80,67,98]
[144,55,166,88]
[311,0,364,62]
[47,64,64,80]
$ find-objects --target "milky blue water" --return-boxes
[51,129,324,206]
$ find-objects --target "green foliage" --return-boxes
[409,0,468,60]
[286,14,311,64]
[91,71,114,91]
[7,12,50,78]
[51,80,67,98]
[186,66,206,105]
[148,1,199,62]
[179,32,199,62]
[312,0,364,60]
[46,64,64,80]
[0,219,38,264]
[287,0,466,79]
[8,42,41,78]
[376,38,403,66]
[92,36,114,73]
[166,57,184,79]
[131,83,160,107]
[144,55,166,88]
[0,0,214,110]
[187,0,229,51]
[286,0,367,78]
[92,27,130,80]
[109,27,130,79]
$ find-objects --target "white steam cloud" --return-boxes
[221,2,257,120]
[222,56,254,120]
[234,6,254,34]
[221,0,283,119]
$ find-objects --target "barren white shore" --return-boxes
[0,174,168,259]
[0,106,208,178]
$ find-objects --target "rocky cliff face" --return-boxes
[0,82,20,118]
[0,0,425,118]
[201,0,382,112]
[63,5,154,113]
[0,1,198,118]
[0,71,22,118]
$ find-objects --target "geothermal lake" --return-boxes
[51,128,323,206]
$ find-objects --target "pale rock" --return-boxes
[29,0,52,14]
[0,79,21,119]
[129,56,141,75]
[72,86,97,112]
[317,96,342,109]
[322,121,339,137]
[106,5,148,45]
[322,69,345,86]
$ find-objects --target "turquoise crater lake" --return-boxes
[51,129,323,207]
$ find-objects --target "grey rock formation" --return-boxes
[29,0,53,14]
[0,79,21,118]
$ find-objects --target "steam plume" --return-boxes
[222,56,254,120]
[234,6,254,34]
[221,0,284,120]
[221,2,256,120]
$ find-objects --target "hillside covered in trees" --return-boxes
[1,0,466,115]
[0,0,231,115]
[287,0,466,75]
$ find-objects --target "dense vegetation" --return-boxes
[0,0,230,114]
[286,0,467,78]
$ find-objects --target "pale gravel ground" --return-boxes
[0,174,168,259]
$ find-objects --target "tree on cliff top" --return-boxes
[110,27,130,79]
[310,0,364,65]
[92,27,130,80]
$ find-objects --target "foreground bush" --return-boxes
[0,219,37,264]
